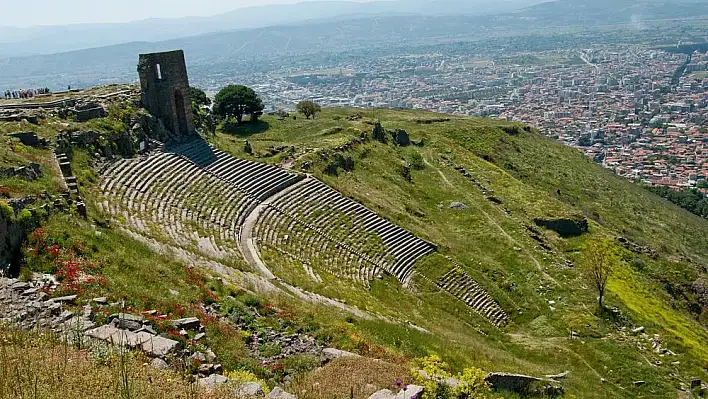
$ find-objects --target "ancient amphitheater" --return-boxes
[96,137,508,327]
[91,50,509,328]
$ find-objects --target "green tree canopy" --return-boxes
[188,86,211,107]
[213,85,264,124]
[296,100,322,119]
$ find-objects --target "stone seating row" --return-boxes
[99,143,507,326]
[254,203,383,286]
[167,140,304,202]
[436,267,508,327]
[99,152,250,258]
[259,177,436,285]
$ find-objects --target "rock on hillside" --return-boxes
[533,216,588,238]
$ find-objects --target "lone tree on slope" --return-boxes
[213,85,264,124]
[296,100,322,119]
[581,238,618,310]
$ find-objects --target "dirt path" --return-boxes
[239,202,277,280]
[122,226,390,321]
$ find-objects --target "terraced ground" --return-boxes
[98,151,245,262]
[436,267,508,327]
[96,138,507,326]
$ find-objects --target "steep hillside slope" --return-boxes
[211,108,708,395]
[2,96,708,398]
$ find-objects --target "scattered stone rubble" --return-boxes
[449,201,469,210]
[0,86,138,125]
[485,372,563,396]
[0,274,370,398]
[0,163,42,181]
[369,385,424,399]
[368,370,565,399]
[440,158,513,215]
[616,237,658,259]
[9,131,49,148]
[248,326,324,363]
[0,275,93,334]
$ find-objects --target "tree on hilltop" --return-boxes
[296,100,322,119]
[188,86,211,107]
[214,85,264,124]
[581,238,618,310]
[189,86,215,134]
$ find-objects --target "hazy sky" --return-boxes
[0,0,367,27]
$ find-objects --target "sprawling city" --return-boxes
[219,45,708,193]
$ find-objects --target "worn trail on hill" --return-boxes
[424,158,558,285]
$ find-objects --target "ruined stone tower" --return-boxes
[137,50,195,137]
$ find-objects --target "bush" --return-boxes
[0,201,14,220]
[225,370,271,394]
[414,355,491,399]
[455,368,491,399]
[243,294,262,308]
[283,355,320,373]
[324,154,355,176]
[19,267,33,282]
[221,297,256,326]
[407,151,425,170]
[17,208,34,227]
[258,342,282,357]
[401,164,412,182]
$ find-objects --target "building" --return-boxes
[137,50,195,137]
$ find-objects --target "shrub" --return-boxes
[225,370,271,394]
[283,355,320,373]
[407,151,425,170]
[401,164,412,182]
[221,297,255,326]
[17,208,34,227]
[0,201,14,220]
[325,154,355,176]
[413,355,491,399]
[454,367,492,399]
[243,294,262,308]
[19,267,33,282]
[259,342,282,357]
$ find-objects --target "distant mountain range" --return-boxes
[0,0,540,57]
[1,0,707,90]
[523,0,708,25]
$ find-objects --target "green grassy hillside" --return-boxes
[2,99,707,398]
[212,108,708,396]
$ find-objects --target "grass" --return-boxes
[0,326,231,399]
[0,126,64,198]
[291,357,412,399]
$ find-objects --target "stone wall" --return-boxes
[137,50,195,138]
[0,211,24,276]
